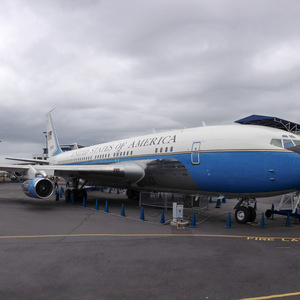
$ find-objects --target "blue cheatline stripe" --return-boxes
[57,150,300,195]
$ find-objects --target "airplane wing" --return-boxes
[5,157,49,164]
[0,162,145,185]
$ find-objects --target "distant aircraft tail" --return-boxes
[46,111,62,157]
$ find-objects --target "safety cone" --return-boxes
[209,196,212,203]
[285,213,291,227]
[215,198,221,208]
[260,213,265,228]
[254,202,257,211]
[222,197,226,203]
[104,200,109,213]
[140,206,145,221]
[82,197,86,207]
[121,203,125,217]
[160,209,165,224]
[95,199,99,210]
[190,212,197,228]
[225,212,232,228]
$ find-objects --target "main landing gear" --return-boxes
[234,199,256,224]
[65,179,88,203]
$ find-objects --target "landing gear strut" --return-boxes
[234,199,256,224]
[65,179,88,203]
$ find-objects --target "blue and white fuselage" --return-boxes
[49,123,300,198]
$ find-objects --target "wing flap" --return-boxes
[51,163,145,185]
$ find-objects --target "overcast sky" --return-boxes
[1,0,300,162]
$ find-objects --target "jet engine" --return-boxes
[22,177,54,199]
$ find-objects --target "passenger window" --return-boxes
[283,139,295,148]
[170,146,173,152]
[165,147,168,152]
[271,139,282,148]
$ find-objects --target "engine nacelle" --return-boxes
[22,177,54,199]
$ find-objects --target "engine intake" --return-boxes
[22,178,54,199]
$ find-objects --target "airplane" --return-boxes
[1,111,300,224]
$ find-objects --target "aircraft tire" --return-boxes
[79,189,87,202]
[235,206,250,224]
[65,189,71,202]
[265,209,272,218]
[126,190,139,200]
[248,206,256,222]
[71,189,80,202]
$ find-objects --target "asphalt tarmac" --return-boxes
[0,181,300,300]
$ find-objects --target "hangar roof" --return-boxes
[235,114,300,134]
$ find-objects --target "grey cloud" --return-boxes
[1,0,300,161]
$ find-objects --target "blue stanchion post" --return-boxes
[260,213,265,228]
[190,211,197,228]
[215,198,221,208]
[60,186,64,198]
[105,201,109,213]
[55,190,59,201]
[95,199,99,210]
[82,197,86,207]
[140,206,145,221]
[121,203,125,217]
[160,209,165,224]
[225,212,232,228]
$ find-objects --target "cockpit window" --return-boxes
[283,139,295,148]
[271,139,283,148]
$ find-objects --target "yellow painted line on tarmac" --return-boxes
[240,291,300,299]
[0,233,298,242]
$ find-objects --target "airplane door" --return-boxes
[191,142,201,165]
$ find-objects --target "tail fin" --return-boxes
[46,111,62,158]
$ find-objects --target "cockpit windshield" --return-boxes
[271,138,300,149]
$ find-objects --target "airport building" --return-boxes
[32,143,85,160]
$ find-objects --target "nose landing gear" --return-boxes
[234,199,256,224]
